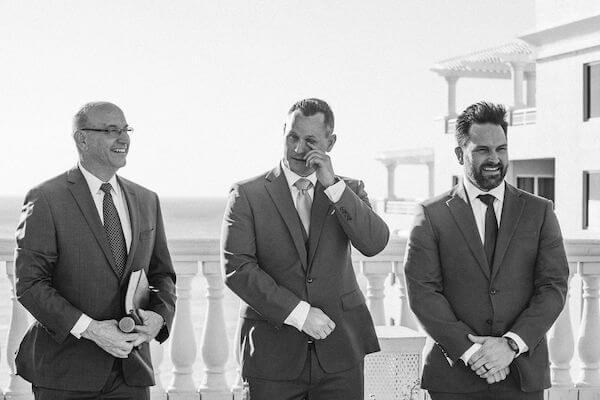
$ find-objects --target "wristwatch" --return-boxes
[505,337,519,355]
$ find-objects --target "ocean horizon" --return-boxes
[0,196,228,240]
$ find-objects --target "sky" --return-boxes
[0,0,535,198]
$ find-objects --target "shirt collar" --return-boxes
[281,160,317,189]
[78,162,120,196]
[462,173,505,205]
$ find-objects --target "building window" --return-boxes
[583,62,600,121]
[517,176,555,202]
[583,171,600,230]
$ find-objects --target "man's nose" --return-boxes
[488,151,500,163]
[294,140,308,154]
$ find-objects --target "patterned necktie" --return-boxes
[100,183,127,277]
[294,178,313,236]
[477,194,498,270]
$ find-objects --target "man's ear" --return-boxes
[326,134,337,152]
[74,130,88,151]
[454,146,464,165]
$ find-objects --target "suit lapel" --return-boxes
[264,167,308,271]
[446,184,490,280]
[491,184,525,281]
[66,167,120,277]
[119,177,140,282]
[307,182,332,270]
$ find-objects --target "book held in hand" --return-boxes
[118,269,150,333]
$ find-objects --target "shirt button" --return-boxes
[306,277,313,284]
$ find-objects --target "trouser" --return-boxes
[428,368,543,400]
[245,341,364,400]
[32,359,150,400]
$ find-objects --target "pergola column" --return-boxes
[526,71,536,107]
[509,62,526,109]
[444,76,459,118]
[427,162,435,197]
[385,162,398,201]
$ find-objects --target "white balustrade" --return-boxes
[361,261,392,326]
[576,262,600,392]
[150,340,167,400]
[4,261,33,400]
[198,261,230,400]
[548,267,575,387]
[1,236,599,399]
[393,262,419,331]
[167,260,199,400]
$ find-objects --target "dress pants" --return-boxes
[246,342,364,400]
[428,369,543,400]
[32,359,150,400]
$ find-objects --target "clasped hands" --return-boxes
[302,307,336,340]
[467,334,517,384]
[81,309,164,358]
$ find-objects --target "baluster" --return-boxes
[198,261,231,400]
[167,261,199,400]
[548,265,575,389]
[150,340,166,400]
[576,262,600,391]
[5,260,34,400]
[231,317,244,400]
[393,262,418,331]
[361,261,391,326]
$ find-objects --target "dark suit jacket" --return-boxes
[404,183,568,393]
[221,165,389,380]
[15,167,177,391]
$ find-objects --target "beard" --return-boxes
[467,161,508,191]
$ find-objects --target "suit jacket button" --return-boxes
[490,289,497,295]
[486,319,493,325]
[306,277,313,283]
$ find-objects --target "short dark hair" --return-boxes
[288,98,335,134]
[455,101,508,147]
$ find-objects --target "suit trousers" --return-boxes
[246,342,364,400]
[32,359,150,400]
[428,369,543,400]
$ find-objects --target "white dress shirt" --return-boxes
[280,160,347,331]
[460,176,528,364]
[70,163,132,338]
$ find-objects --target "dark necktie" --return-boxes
[477,194,498,270]
[100,183,127,277]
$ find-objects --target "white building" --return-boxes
[378,0,600,236]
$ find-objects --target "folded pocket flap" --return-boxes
[341,288,365,310]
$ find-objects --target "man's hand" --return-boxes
[81,319,143,358]
[131,309,164,346]
[467,334,516,378]
[484,366,510,384]
[305,143,336,188]
[302,307,336,340]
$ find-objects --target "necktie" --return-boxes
[100,183,127,277]
[294,178,313,236]
[477,194,498,270]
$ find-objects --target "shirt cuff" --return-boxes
[504,332,528,356]
[460,343,482,365]
[324,179,346,203]
[283,301,311,331]
[71,313,93,339]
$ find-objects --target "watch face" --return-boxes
[507,338,519,353]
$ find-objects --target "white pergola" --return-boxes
[431,39,537,118]
[375,147,434,201]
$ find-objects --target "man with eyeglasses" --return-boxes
[14,101,176,399]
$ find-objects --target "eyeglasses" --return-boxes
[80,126,134,137]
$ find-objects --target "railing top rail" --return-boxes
[2,235,599,261]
